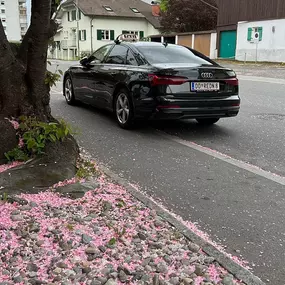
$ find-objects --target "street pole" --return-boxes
[90,18,94,53]
[255,42,258,63]
[76,0,80,58]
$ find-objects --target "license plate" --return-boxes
[191,82,220,92]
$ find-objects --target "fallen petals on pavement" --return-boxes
[0,175,246,285]
[0,161,24,174]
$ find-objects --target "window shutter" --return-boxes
[139,31,144,39]
[78,10,81,20]
[84,30,86,41]
[97,30,102,40]
[79,30,81,41]
[247,27,252,41]
[258,27,263,41]
[68,12,70,21]
[72,10,76,21]
[110,30,115,40]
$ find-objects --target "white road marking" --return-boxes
[238,75,285,85]
[157,131,285,186]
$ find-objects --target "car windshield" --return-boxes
[137,44,212,65]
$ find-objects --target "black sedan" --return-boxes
[63,37,240,129]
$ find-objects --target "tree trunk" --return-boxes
[0,0,78,163]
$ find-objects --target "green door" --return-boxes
[219,30,237,59]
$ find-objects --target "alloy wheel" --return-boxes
[116,93,130,124]
[65,78,72,102]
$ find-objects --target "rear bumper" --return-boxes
[151,106,240,120]
[135,95,240,120]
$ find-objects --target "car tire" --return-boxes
[196,118,220,125]
[114,89,135,129]
[64,76,76,105]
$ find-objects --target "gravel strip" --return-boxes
[0,174,247,285]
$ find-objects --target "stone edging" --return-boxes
[96,165,266,285]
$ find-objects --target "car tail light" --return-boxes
[157,105,180,109]
[148,74,188,86]
[225,78,239,86]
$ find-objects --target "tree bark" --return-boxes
[0,20,26,118]
[25,0,54,121]
[0,0,76,162]
[0,0,57,121]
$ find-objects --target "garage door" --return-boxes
[219,30,237,59]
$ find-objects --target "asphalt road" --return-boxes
[50,61,285,284]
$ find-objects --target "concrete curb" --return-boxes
[96,165,265,285]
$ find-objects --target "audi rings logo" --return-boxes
[201,72,214,79]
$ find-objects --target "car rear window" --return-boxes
[137,45,212,65]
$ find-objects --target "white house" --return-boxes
[236,19,285,63]
[49,0,161,60]
[1,0,28,41]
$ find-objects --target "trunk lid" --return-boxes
[151,64,238,99]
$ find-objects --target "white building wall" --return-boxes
[50,8,159,60]
[210,32,217,59]
[86,16,159,53]
[236,19,285,63]
[2,0,22,41]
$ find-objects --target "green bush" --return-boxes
[5,116,72,162]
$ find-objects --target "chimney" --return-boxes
[151,1,160,17]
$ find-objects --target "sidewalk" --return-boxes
[216,60,285,79]
[0,158,264,285]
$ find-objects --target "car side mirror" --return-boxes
[80,57,89,66]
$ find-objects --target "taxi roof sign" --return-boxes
[115,33,139,44]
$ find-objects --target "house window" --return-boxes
[122,30,144,39]
[1,1,4,5]
[122,30,138,36]
[97,29,115,41]
[79,30,86,41]
[71,10,76,21]
[103,5,113,12]
[55,41,61,50]
[130,8,139,13]
[64,30,68,39]
[68,10,80,21]
[1,9,5,13]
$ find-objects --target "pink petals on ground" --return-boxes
[0,173,246,284]
[195,276,204,285]
[0,161,24,174]
[6,118,20,130]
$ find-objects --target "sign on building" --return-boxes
[247,27,263,43]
